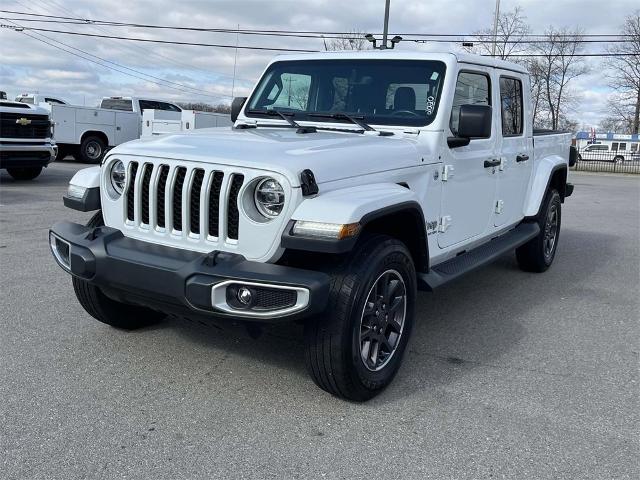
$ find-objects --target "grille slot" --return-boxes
[189,169,205,234]
[156,165,169,228]
[227,174,244,240]
[208,171,224,237]
[126,162,138,221]
[140,164,153,225]
[172,167,187,231]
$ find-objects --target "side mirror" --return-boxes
[231,96,247,123]
[448,104,492,148]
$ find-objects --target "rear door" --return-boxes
[494,73,532,227]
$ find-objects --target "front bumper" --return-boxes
[0,141,57,168]
[49,221,330,322]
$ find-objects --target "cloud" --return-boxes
[1,0,637,128]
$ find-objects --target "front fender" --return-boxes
[282,183,425,255]
[523,156,567,218]
[63,166,101,211]
[291,183,420,224]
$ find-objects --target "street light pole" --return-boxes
[381,0,391,49]
[491,0,501,57]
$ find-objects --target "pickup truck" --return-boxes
[49,50,575,401]
[1,100,57,180]
[15,93,70,111]
[52,96,181,163]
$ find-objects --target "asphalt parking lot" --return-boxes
[1,161,638,479]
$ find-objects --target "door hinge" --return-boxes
[439,215,452,232]
[495,200,504,214]
[441,164,455,181]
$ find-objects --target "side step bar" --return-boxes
[418,222,540,290]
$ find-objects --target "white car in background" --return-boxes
[578,142,633,163]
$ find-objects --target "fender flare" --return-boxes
[523,158,567,218]
[63,166,101,211]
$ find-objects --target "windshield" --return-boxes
[246,59,446,127]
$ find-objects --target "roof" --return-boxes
[576,131,639,141]
[269,48,529,74]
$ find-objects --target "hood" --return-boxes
[0,101,49,116]
[109,127,420,186]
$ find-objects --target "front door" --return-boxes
[438,68,498,249]
[495,75,532,227]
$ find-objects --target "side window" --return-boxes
[450,71,490,135]
[611,142,618,151]
[270,73,312,110]
[157,102,181,112]
[45,98,64,105]
[499,77,523,136]
[619,142,627,151]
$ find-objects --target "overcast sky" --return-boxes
[1,0,637,128]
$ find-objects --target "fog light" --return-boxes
[49,232,71,270]
[237,286,253,305]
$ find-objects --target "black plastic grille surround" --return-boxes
[227,174,244,240]
[126,162,138,221]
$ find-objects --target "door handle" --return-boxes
[484,158,501,168]
[516,154,530,162]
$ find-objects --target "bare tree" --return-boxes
[605,12,640,133]
[323,30,371,51]
[177,102,231,113]
[464,7,530,60]
[531,28,588,130]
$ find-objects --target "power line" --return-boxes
[1,24,317,52]
[1,24,233,100]
[2,24,636,58]
[1,9,636,40]
[22,0,252,84]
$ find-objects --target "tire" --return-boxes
[613,155,624,164]
[55,146,68,162]
[516,189,561,273]
[71,211,165,329]
[79,135,106,164]
[304,234,416,401]
[6,166,42,180]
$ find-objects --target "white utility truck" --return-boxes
[50,50,576,401]
[51,96,181,163]
[141,109,232,137]
[1,99,57,180]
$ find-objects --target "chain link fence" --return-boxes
[572,145,640,174]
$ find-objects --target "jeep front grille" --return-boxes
[123,161,247,242]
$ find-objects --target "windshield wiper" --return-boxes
[246,109,316,133]
[308,112,376,132]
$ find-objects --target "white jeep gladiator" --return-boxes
[50,50,575,401]
[1,100,57,180]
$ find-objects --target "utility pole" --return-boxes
[491,0,501,57]
[381,0,391,49]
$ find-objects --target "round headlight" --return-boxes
[110,160,126,195]
[254,178,285,218]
